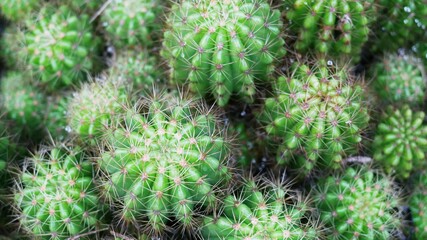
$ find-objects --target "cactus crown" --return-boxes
[162,0,286,106]
[409,172,427,239]
[259,62,369,175]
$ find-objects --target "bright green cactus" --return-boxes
[409,172,427,239]
[101,0,162,48]
[200,177,318,239]
[258,62,369,175]
[45,95,70,141]
[98,93,231,234]
[0,25,26,69]
[373,105,427,179]
[15,147,105,239]
[372,54,426,106]
[68,81,128,144]
[285,0,376,61]
[0,0,40,22]
[24,5,100,90]
[162,0,286,106]
[314,166,401,239]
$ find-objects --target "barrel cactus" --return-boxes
[162,0,286,106]
[101,0,162,48]
[98,93,232,235]
[0,0,40,22]
[14,147,105,239]
[258,62,369,175]
[200,177,318,239]
[314,166,401,239]
[285,0,376,61]
[409,172,427,239]
[372,54,425,106]
[24,5,100,90]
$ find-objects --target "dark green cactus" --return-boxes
[0,0,40,22]
[258,62,369,175]
[409,172,427,239]
[373,105,427,179]
[314,166,401,239]
[162,0,286,106]
[15,147,105,239]
[98,93,231,234]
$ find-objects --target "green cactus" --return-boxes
[373,105,427,179]
[314,166,401,239]
[409,172,427,239]
[0,0,40,22]
[258,62,369,175]
[15,147,105,239]
[44,95,70,141]
[200,177,319,239]
[372,54,425,106]
[162,0,286,106]
[98,93,231,234]
[0,25,26,70]
[68,81,128,145]
[101,0,162,48]
[285,0,376,61]
[24,5,100,91]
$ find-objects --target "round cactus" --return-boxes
[0,0,40,22]
[285,0,376,61]
[373,105,427,179]
[409,172,427,239]
[24,5,100,90]
[101,0,162,48]
[162,0,286,106]
[98,92,231,234]
[0,25,26,69]
[314,166,401,239]
[200,177,318,239]
[258,62,369,175]
[14,147,105,239]
[372,54,426,106]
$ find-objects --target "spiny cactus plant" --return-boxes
[258,62,369,175]
[14,146,105,239]
[314,166,401,239]
[98,92,232,235]
[24,5,100,90]
[409,172,427,239]
[45,95,69,141]
[162,0,286,106]
[372,54,425,106]
[0,0,40,22]
[0,26,26,69]
[200,177,318,239]
[285,0,376,61]
[101,0,162,48]
[68,80,128,145]
[373,105,427,179]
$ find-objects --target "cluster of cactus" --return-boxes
[409,172,427,239]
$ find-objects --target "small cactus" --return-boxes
[409,172,427,239]
[373,105,427,179]
[0,0,40,22]
[98,92,231,234]
[162,0,286,106]
[0,25,26,70]
[14,146,105,239]
[371,54,426,106]
[314,166,401,239]
[258,62,369,175]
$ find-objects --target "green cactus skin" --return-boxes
[68,81,128,145]
[373,105,427,179]
[285,0,375,61]
[201,178,318,239]
[45,95,70,141]
[24,6,100,91]
[314,166,401,239]
[0,26,26,70]
[372,54,426,106]
[409,172,427,239]
[258,62,369,175]
[15,147,105,239]
[162,0,286,107]
[0,0,40,22]
[101,0,162,48]
[98,93,231,234]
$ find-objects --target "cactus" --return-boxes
[45,95,70,141]
[0,25,26,70]
[285,0,376,61]
[371,54,425,106]
[14,147,105,239]
[373,105,427,179]
[314,166,401,239]
[101,0,162,48]
[200,177,318,239]
[24,5,100,90]
[409,172,427,239]
[258,62,369,175]
[227,122,263,168]
[0,0,40,22]
[98,92,231,234]
[162,0,286,106]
